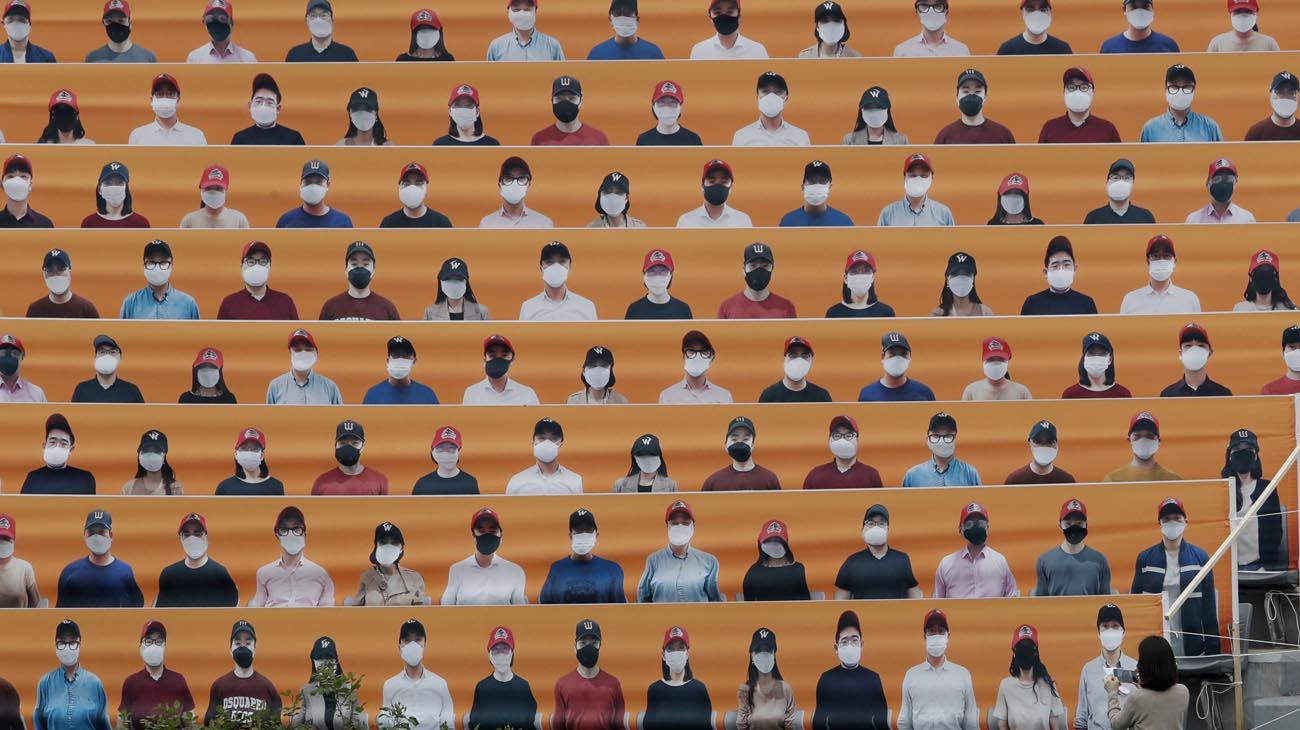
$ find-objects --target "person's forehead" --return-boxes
[503,166,530,178]
[1048,251,1074,262]
[47,429,72,440]
[303,173,327,184]
[553,90,580,100]
[535,429,562,440]
[959,80,985,92]
[805,174,831,185]
[95,344,120,353]
[252,89,278,100]
[757,83,785,95]
[145,253,172,260]
[730,427,754,438]
[1030,434,1057,444]
[145,631,165,640]
[336,434,362,443]
[347,252,373,264]
[930,425,956,433]
[401,173,425,185]
[281,517,305,527]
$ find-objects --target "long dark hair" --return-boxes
[744,655,783,709]
[1221,437,1264,513]
[1242,266,1296,310]
[433,259,480,304]
[407,26,452,57]
[811,15,851,51]
[1076,344,1117,387]
[447,110,486,138]
[343,114,389,145]
[38,111,87,143]
[95,179,134,215]
[660,658,694,681]
[1007,639,1059,703]
[190,365,231,397]
[937,279,984,316]
[840,270,880,305]
[989,191,1036,225]
[625,436,669,478]
[134,451,179,495]
[752,537,795,566]
[233,446,270,480]
[1135,635,1178,692]
[850,99,898,134]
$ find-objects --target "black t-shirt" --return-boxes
[71,378,144,403]
[467,675,537,730]
[0,207,54,228]
[214,476,286,496]
[1083,204,1156,225]
[996,34,1073,54]
[643,680,712,730]
[412,470,480,495]
[396,52,455,61]
[1019,289,1098,316]
[636,127,704,146]
[20,466,97,495]
[285,41,358,62]
[380,208,454,228]
[834,547,919,599]
[742,562,811,601]
[179,391,238,404]
[155,558,240,607]
[625,297,693,320]
[758,381,833,403]
[825,302,896,318]
[433,134,501,146]
[230,124,307,146]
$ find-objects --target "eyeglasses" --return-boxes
[684,350,714,360]
[785,352,812,361]
[242,257,270,267]
[830,432,858,441]
[275,526,305,537]
[56,641,80,651]
[143,261,173,271]
[140,638,165,647]
[1046,261,1075,271]
[915,2,948,12]
[1165,85,1195,95]
[1064,84,1093,93]
[864,519,888,528]
[501,177,531,186]
[927,434,956,444]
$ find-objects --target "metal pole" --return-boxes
[1232,621,1244,730]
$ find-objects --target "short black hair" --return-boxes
[1135,635,1179,692]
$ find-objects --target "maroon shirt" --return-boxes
[1003,464,1076,485]
[26,293,100,318]
[717,292,797,319]
[319,291,401,320]
[1260,375,1300,395]
[801,461,884,489]
[120,668,196,730]
[1245,118,1300,141]
[217,288,300,320]
[531,124,611,146]
[934,118,1016,144]
[552,669,625,730]
[1038,114,1122,143]
[701,464,782,491]
[310,466,389,495]
[81,212,151,228]
[1060,383,1132,399]
[204,672,280,725]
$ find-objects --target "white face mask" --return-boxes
[387,357,414,380]
[1083,355,1111,377]
[683,356,711,378]
[398,183,426,209]
[599,193,627,216]
[757,93,785,118]
[1230,12,1256,33]
[0,540,14,559]
[151,97,178,120]
[400,641,424,667]
[349,110,377,133]
[1046,268,1074,291]
[929,439,956,459]
[925,633,948,658]
[141,644,165,667]
[845,273,874,297]
[836,644,862,667]
[584,366,611,389]
[663,650,688,673]
[1148,260,1175,282]
[863,525,888,546]
[489,650,513,671]
[1023,9,1051,34]
[533,440,560,463]
[200,190,226,210]
[1064,90,1093,114]
[947,275,974,298]
[1272,97,1298,119]
[751,652,776,674]
[415,28,440,49]
[1107,179,1133,201]
[644,273,671,298]
[500,182,528,205]
[86,534,112,556]
[1000,193,1026,216]
[653,104,680,125]
[242,263,269,288]
[918,9,947,31]
[279,534,306,555]
[375,544,402,566]
[182,535,208,560]
[983,360,1009,381]
[1126,8,1154,30]
[1161,519,1186,541]
[882,355,910,378]
[611,16,637,37]
[94,354,120,376]
[783,357,811,382]
[1284,349,1300,372]
[802,184,830,207]
[760,540,786,559]
[433,448,459,468]
[1131,437,1159,460]
[667,524,694,547]
[1030,445,1057,466]
[541,262,569,288]
[300,184,327,206]
[4,19,31,41]
[440,279,467,300]
[635,455,661,474]
[56,646,80,667]
[235,450,263,473]
[903,175,932,199]
[291,350,317,372]
[571,533,597,556]
[45,274,71,296]
[829,437,856,460]
[1179,346,1209,371]
[307,16,333,38]
[508,8,536,31]
[251,104,278,127]
[1099,628,1124,652]
[100,184,127,208]
[43,445,70,468]
[138,452,165,472]
[1166,89,1194,112]
[449,106,478,129]
[144,265,171,287]
[813,19,844,43]
[3,176,31,202]
[860,108,888,128]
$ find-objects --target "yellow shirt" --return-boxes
[1104,463,1183,482]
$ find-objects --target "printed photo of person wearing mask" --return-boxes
[290,637,367,730]
[1099,0,1178,53]
[463,334,541,405]
[637,80,702,146]
[1005,420,1076,485]
[231,73,307,145]
[1,0,55,62]
[219,241,300,320]
[1259,324,1300,394]
[1083,158,1155,224]
[1021,236,1098,316]
[588,172,644,228]
[931,252,993,317]
[398,8,455,61]
[57,509,145,608]
[286,0,357,61]
[380,162,452,228]
[988,173,1043,225]
[1245,71,1299,141]
[481,156,554,229]
[899,610,978,730]
[1140,64,1222,143]
[659,330,733,404]
[122,430,183,495]
[567,346,627,404]
[934,502,1018,598]
[676,158,753,228]
[435,84,501,146]
[759,336,831,402]
[1222,429,1283,571]
[363,336,439,405]
[833,504,922,600]
[962,336,1031,401]
[1074,604,1138,730]
[119,239,200,320]
[36,621,108,730]
[827,250,894,318]
[703,416,782,491]
[531,76,609,146]
[779,161,853,227]
[71,334,144,404]
[844,86,908,146]
[1103,411,1182,482]
[86,0,155,61]
[812,611,889,730]
[346,522,428,606]
[277,159,354,228]
[555,620,626,730]
[205,620,280,726]
[539,508,627,604]
[413,425,480,495]
[186,0,256,63]
[1208,0,1277,52]
[733,72,810,147]
[119,620,196,730]
[741,520,811,602]
[690,0,768,60]
[858,332,936,402]
[337,87,389,145]
[1038,67,1121,144]
[1235,250,1294,312]
[0,333,45,403]
[425,257,489,320]
[180,347,237,404]
[467,627,538,730]
[893,0,969,56]
[486,0,564,61]
[1118,235,1201,315]
[614,433,680,492]
[637,500,722,603]
[216,427,286,496]
[155,512,239,607]
[248,506,335,607]
[627,249,693,320]
[992,625,1066,729]
[506,417,584,494]
[935,69,1016,145]
[180,164,249,228]
[128,73,208,145]
[82,162,150,228]
[643,626,712,730]
[803,415,884,490]
[311,419,389,495]
[520,241,598,321]
[800,1,859,57]
[380,619,455,730]
[588,0,664,60]
[442,508,527,605]
[718,243,797,319]
[997,0,1071,54]
[1186,157,1253,223]
[38,89,94,144]
[1031,498,1112,596]
[319,240,401,320]
[1130,497,1221,656]
[0,153,52,227]
[0,512,42,608]
[1159,322,1232,397]
[735,628,798,730]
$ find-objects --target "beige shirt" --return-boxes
[0,557,37,607]
[931,303,995,317]
[612,474,678,493]
[566,389,629,405]
[352,565,427,606]
[587,215,646,228]
[180,207,251,229]
[1107,684,1189,730]
[423,300,490,320]
[1206,31,1279,52]
[961,379,1032,401]
[798,44,862,58]
[843,128,910,145]
[736,680,796,730]
[121,478,185,495]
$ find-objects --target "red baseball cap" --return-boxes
[399,162,429,184]
[140,620,167,639]
[783,336,813,356]
[200,164,229,191]
[0,333,25,355]
[432,425,462,450]
[487,625,515,651]
[1207,157,1238,181]
[651,80,684,104]
[411,7,441,29]
[1063,66,1093,86]
[1228,0,1259,12]
[1178,322,1210,347]
[2,154,30,177]
[1249,249,1279,275]
[151,73,180,96]
[903,153,933,175]
[242,240,271,260]
[830,414,858,434]
[982,336,1012,361]
[178,512,207,532]
[1145,234,1176,257]
[48,88,78,113]
[0,513,14,540]
[844,250,876,273]
[192,347,223,369]
[959,502,989,524]
[1128,411,1160,436]
[702,158,733,182]
[449,83,480,107]
[709,0,738,7]
[757,519,789,545]
[642,248,675,273]
[665,499,694,522]
[997,172,1030,197]
[103,0,129,18]
[1011,624,1038,648]
[471,508,501,531]
[288,328,317,349]
[203,0,232,20]
[1158,496,1186,519]
[923,609,949,632]
[1020,0,1050,6]
[1059,498,1087,521]
[504,0,536,7]
[483,334,514,354]
[663,625,691,649]
[235,426,266,449]
[3,0,30,18]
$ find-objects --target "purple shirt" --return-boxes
[1184,203,1256,224]
[248,556,334,607]
[0,377,47,402]
[933,545,1019,598]
[186,42,257,63]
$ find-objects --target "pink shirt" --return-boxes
[249,556,334,607]
[186,41,258,63]
[1184,203,1256,224]
[0,377,47,402]
[933,545,1018,598]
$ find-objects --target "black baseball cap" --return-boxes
[881,331,911,353]
[1229,428,1259,451]
[387,336,416,358]
[347,87,378,112]
[576,619,601,641]
[749,627,777,653]
[744,242,774,264]
[230,619,256,641]
[1097,603,1125,629]
[632,433,662,456]
[252,73,281,101]
[1044,236,1074,266]
[956,68,987,90]
[439,258,469,281]
[92,334,120,352]
[1165,64,1195,85]
[1108,158,1135,177]
[335,420,364,442]
[534,417,564,440]
[727,416,756,438]
[1271,71,1298,92]
[56,619,81,641]
[945,251,977,276]
[1282,325,1300,348]
[143,239,172,259]
[928,412,957,433]
[859,86,890,110]
[374,521,404,545]
[301,159,329,181]
[814,0,845,21]
[138,430,168,452]
[583,346,613,367]
[864,504,889,524]
[345,241,375,263]
[569,508,597,532]
[552,76,582,97]
[400,618,426,642]
[1082,331,1114,354]
[43,248,71,270]
[803,160,831,183]
[84,509,112,531]
[275,506,305,529]
[1029,420,1057,442]
[757,71,788,94]
[599,171,629,195]
[541,241,572,263]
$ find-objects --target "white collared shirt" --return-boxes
[380,668,455,730]
[1119,283,1203,315]
[658,378,734,404]
[689,33,768,59]
[1184,202,1256,224]
[898,659,979,730]
[128,119,208,146]
[478,205,555,229]
[461,377,540,405]
[732,119,811,147]
[675,204,753,228]
[440,553,528,605]
[505,463,584,495]
[518,289,597,321]
[893,32,971,56]
[185,41,258,63]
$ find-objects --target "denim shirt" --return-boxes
[119,286,200,320]
[35,667,110,730]
[636,546,722,603]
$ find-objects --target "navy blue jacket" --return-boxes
[1130,541,1222,656]
[0,41,56,62]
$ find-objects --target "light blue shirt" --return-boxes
[901,457,981,487]
[877,198,955,227]
[486,30,564,61]
[1139,111,1223,143]
[119,286,200,320]
[34,667,110,730]
[637,546,722,603]
[265,370,343,405]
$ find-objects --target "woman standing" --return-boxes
[1104,636,1188,730]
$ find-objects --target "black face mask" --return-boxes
[1209,181,1235,204]
[962,526,987,545]
[1013,644,1037,671]
[1230,450,1256,474]
[744,268,772,291]
[703,184,730,206]
[958,94,984,117]
[52,108,78,133]
[552,100,580,124]
[727,442,752,462]
[1252,269,1277,295]
[576,644,600,669]
[1063,525,1088,545]
[347,267,372,289]
[485,357,511,379]
[206,19,232,42]
[335,445,361,467]
[475,533,501,555]
[711,13,739,35]
[232,647,254,669]
[105,22,131,43]
[0,354,19,377]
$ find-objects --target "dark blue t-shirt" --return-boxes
[275,207,354,228]
[778,206,855,227]
[538,556,627,604]
[57,557,145,608]
[858,378,936,402]
[362,380,440,405]
[1099,31,1179,53]
[586,37,665,60]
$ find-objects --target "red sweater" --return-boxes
[717,292,797,319]
[1038,114,1122,143]
[802,461,884,489]
[531,124,611,146]
[81,212,151,228]
[310,467,389,495]
[553,670,625,730]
